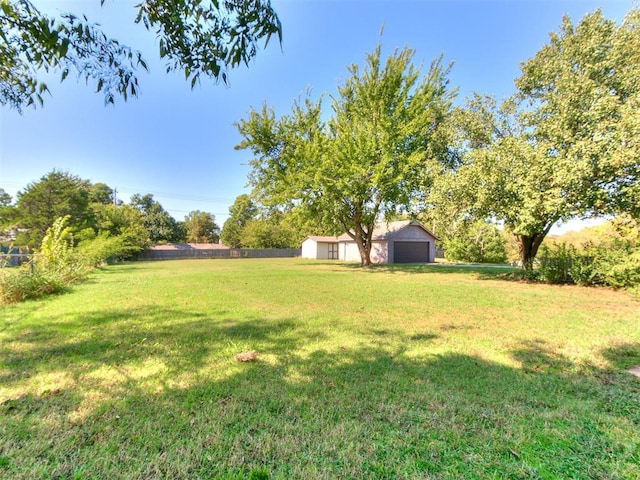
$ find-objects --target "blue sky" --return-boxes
[0,0,632,231]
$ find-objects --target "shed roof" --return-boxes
[338,220,439,242]
[304,235,341,243]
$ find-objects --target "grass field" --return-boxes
[1,258,639,479]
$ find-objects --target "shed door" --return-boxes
[394,241,429,263]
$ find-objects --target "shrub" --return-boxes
[599,249,640,289]
[77,231,126,266]
[0,217,90,304]
[536,243,575,284]
[0,265,66,304]
[38,217,89,278]
[566,252,599,286]
[536,239,640,291]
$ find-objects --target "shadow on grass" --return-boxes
[1,310,639,479]
[601,342,640,369]
[0,307,307,389]
[509,339,576,374]
[339,262,520,281]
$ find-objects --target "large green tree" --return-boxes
[0,188,16,237]
[184,210,220,243]
[517,8,640,218]
[130,193,181,243]
[15,170,93,246]
[221,194,258,247]
[452,94,564,270]
[453,8,640,270]
[1,0,281,110]
[236,44,455,266]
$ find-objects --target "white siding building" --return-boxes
[302,221,438,264]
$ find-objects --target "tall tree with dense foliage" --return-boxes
[221,194,258,247]
[236,44,455,265]
[453,8,640,270]
[130,193,181,243]
[517,8,640,218]
[1,0,281,110]
[0,188,16,236]
[184,210,220,243]
[14,170,92,246]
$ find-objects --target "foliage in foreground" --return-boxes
[1,259,638,479]
[1,0,281,110]
[0,217,89,304]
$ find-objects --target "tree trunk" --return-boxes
[517,231,547,270]
[354,225,372,266]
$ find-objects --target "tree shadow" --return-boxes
[2,318,639,479]
[0,306,308,390]
[600,342,640,370]
[509,338,575,374]
[339,262,519,281]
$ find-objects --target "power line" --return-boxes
[116,186,234,204]
[167,209,228,215]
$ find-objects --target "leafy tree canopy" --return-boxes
[450,8,640,269]
[184,210,220,243]
[130,193,181,243]
[221,194,258,247]
[516,8,640,218]
[1,0,281,110]
[15,170,92,246]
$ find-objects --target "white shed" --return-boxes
[301,236,340,260]
[302,221,439,264]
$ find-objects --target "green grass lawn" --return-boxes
[1,258,639,479]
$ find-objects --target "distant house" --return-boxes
[301,220,438,264]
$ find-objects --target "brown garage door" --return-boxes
[394,241,429,263]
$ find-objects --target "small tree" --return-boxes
[0,188,16,237]
[240,213,299,249]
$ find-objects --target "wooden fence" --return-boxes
[135,248,301,261]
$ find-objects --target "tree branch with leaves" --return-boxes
[1,0,281,110]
